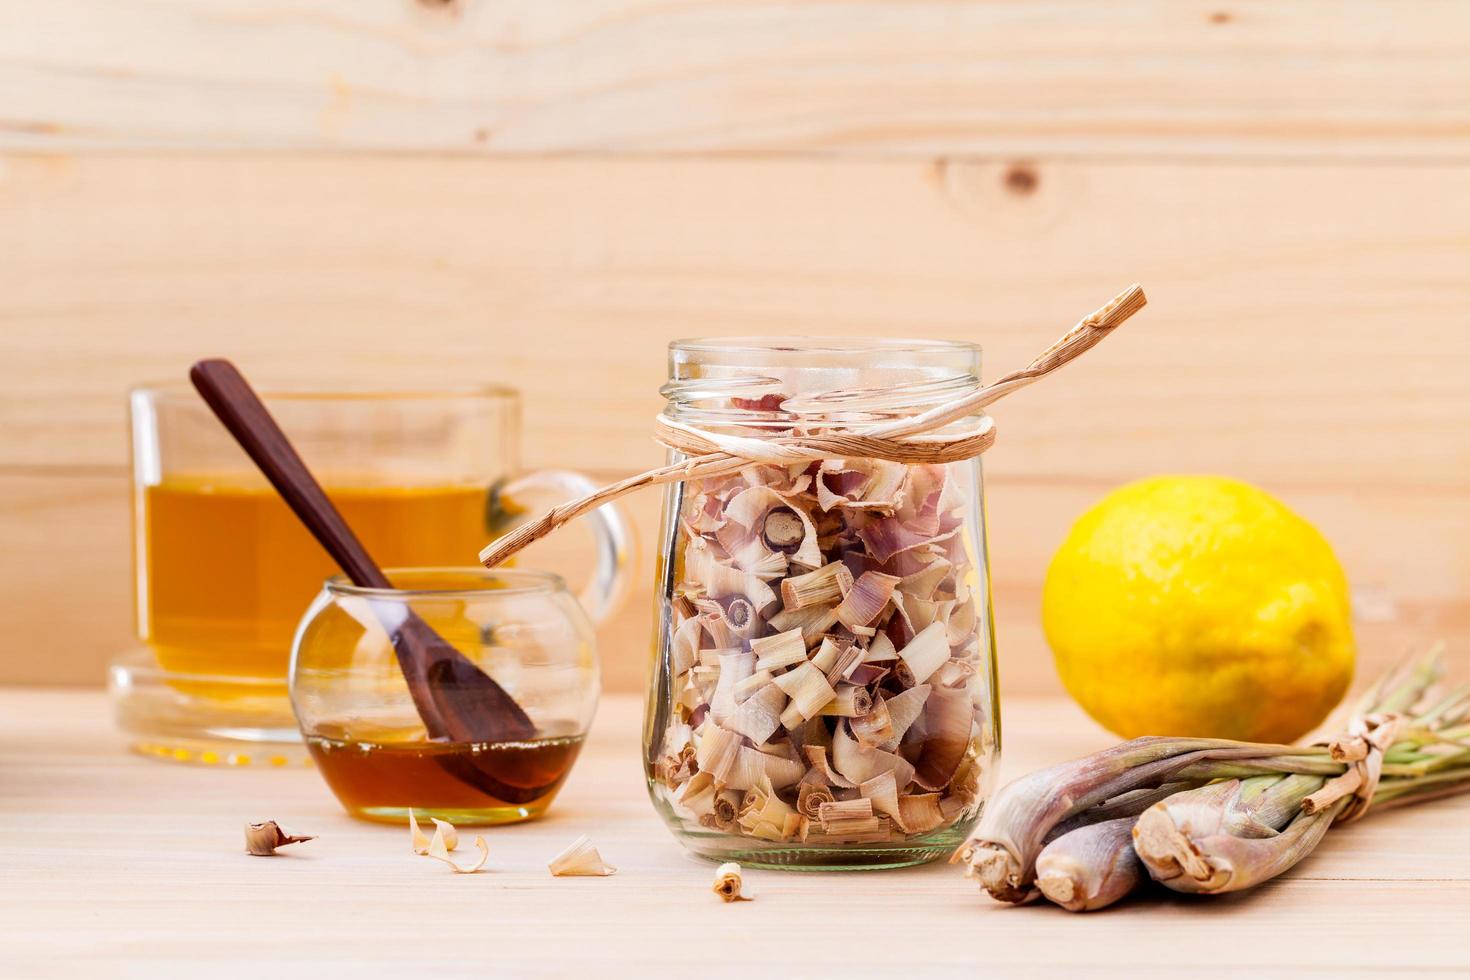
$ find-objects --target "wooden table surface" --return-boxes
[3,690,1468,978]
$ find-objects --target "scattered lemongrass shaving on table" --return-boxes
[429,818,459,852]
[548,835,617,877]
[712,862,754,902]
[424,824,488,874]
[408,809,431,854]
[244,820,315,856]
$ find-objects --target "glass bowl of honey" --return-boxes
[290,567,598,826]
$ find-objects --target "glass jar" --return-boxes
[643,338,1000,869]
[291,567,598,825]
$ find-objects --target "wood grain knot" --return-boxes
[1003,163,1039,196]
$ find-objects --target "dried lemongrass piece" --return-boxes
[859,771,905,830]
[898,793,947,836]
[863,632,898,663]
[834,571,901,629]
[670,616,702,677]
[710,650,755,725]
[408,809,431,855]
[781,561,854,610]
[833,720,916,788]
[797,778,837,819]
[809,636,843,673]
[429,817,459,852]
[899,559,951,601]
[739,778,801,841]
[715,518,792,580]
[879,684,932,751]
[773,662,837,721]
[676,771,719,819]
[751,629,809,672]
[727,683,788,744]
[898,622,950,686]
[817,797,874,826]
[913,686,975,792]
[932,657,976,690]
[696,596,763,641]
[548,835,617,877]
[803,745,857,788]
[807,814,890,842]
[767,603,839,644]
[816,684,873,718]
[713,789,742,831]
[427,826,488,874]
[685,538,779,613]
[696,723,744,784]
[850,696,896,748]
[727,742,806,791]
[244,820,315,856]
[823,643,864,685]
[713,862,754,902]
[734,669,776,702]
[725,486,822,568]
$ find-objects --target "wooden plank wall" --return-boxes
[2,2,1468,695]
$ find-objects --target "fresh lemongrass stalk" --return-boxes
[1130,774,1334,893]
[961,650,1470,909]
[1132,651,1467,898]
[951,737,1315,903]
[1134,790,1345,894]
[1035,818,1144,912]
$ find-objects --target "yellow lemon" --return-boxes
[1042,476,1355,743]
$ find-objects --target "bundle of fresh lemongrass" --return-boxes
[954,650,1470,911]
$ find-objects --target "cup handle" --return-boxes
[487,470,635,625]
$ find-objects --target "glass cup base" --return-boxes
[108,649,309,766]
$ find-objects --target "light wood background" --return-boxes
[2,1,1468,695]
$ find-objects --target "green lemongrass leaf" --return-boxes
[1361,647,1444,716]
[1376,766,1470,801]
[1173,751,1343,781]
[1373,774,1470,811]
[1412,681,1470,727]
[1225,773,1325,835]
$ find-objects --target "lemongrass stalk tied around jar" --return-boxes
[955,649,1470,911]
[478,284,1148,570]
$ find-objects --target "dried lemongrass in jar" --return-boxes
[644,338,999,869]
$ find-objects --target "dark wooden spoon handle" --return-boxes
[189,359,390,590]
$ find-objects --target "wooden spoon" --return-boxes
[189,359,538,748]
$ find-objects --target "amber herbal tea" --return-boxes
[138,478,491,682]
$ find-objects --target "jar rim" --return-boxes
[325,566,566,598]
[670,336,980,356]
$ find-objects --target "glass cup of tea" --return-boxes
[112,384,631,764]
[290,567,598,825]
